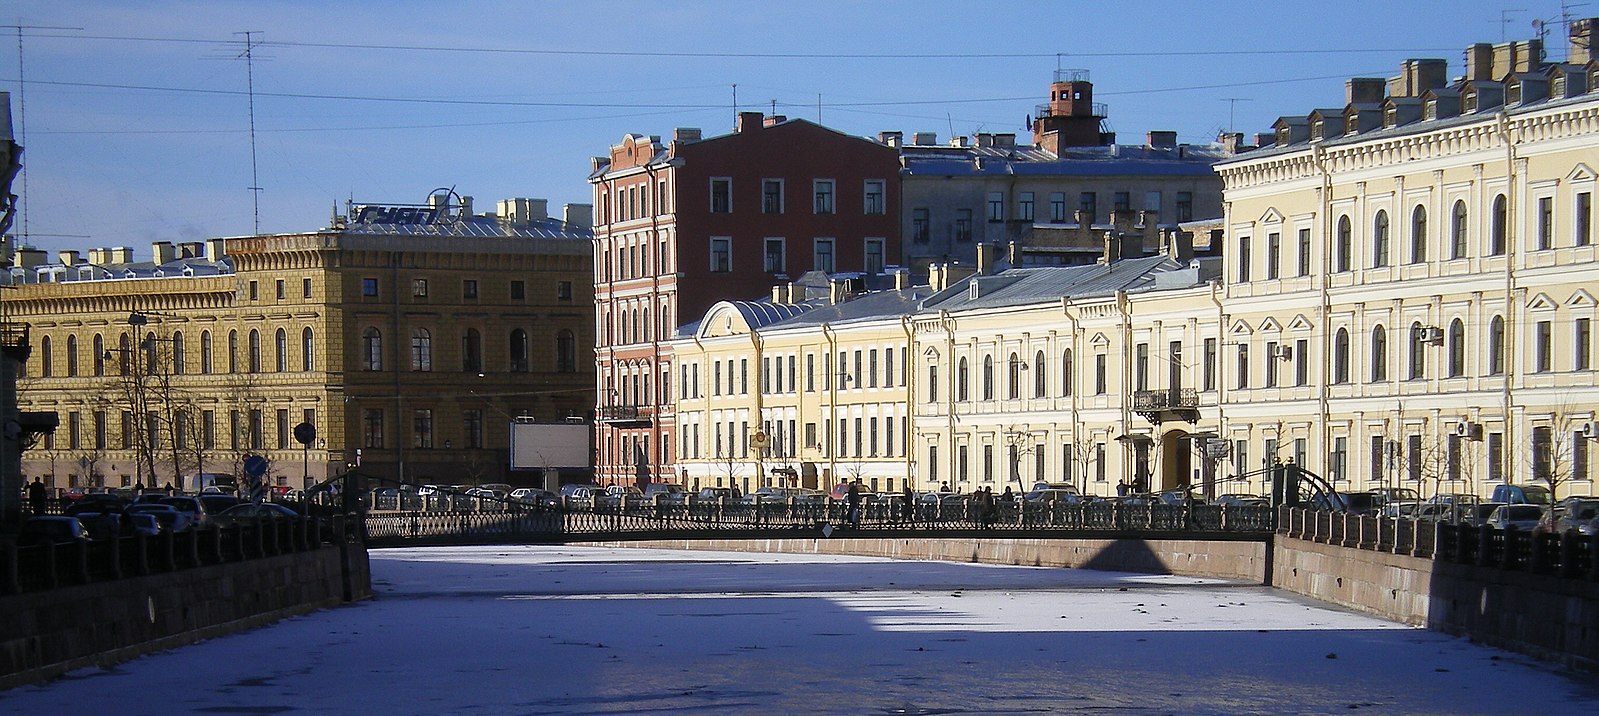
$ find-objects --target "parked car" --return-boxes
[15,516,89,546]
[65,493,128,516]
[1153,489,1205,506]
[597,485,643,509]
[125,503,192,533]
[694,487,735,503]
[198,494,241,517]
[1214,493,1269,508]
[161,496,210,528]
[121,512,162,537]
[212,502,299,527]
[509,488,560,508]
[69,512,122,541]
[1486,504,1545,531]
[642,483,690,504]
[1491,483,1553,506]
[560,484,604,505]
[829,483,875,501]
[1022,488,1082,505]
[1467,502,1506,527]
[1548,498,1599,533]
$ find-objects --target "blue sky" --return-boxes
[0,0,1574,255]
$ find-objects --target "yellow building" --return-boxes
[7,194,594,491]
[1214,33,1599,498]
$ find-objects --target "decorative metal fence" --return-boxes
[1277,507,1599,580]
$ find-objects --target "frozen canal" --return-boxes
[5,545,1598,715]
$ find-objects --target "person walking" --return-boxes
[26,478,47,516]
[902,482,914,523]
[846,481,862,528]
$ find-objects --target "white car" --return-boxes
[1486,504,1544,531]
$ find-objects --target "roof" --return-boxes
[340,212,591,241]
[920,255,1194,313]
[765,287,935,330]
[901,142,1226,179]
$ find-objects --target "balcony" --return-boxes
[597,404,651,428]
[1132,388,1200,425]
[1,321,29,361]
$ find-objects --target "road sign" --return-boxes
[243,455,268,478]
[294,421,317,446]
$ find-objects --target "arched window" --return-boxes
[1490,194,1508,255]
[301,328,314,371]
[510,329,530,372]
[201,331,212,374]
[981,355,995,400]
[557,330,577,372]
[93,334,105,376]
[1450,200,1469,259]
[1061,349,1073,396]
[274,328,288,372]
[144,331,159,372]
[66,335,78,377]
[410,328,432,371]
[228,330,239,373]
[248,330,261,373]
[1370,325,1388,382]
[171,331,184,375]
[1033,350,1046,398]
[1410,205,1427,263]
[1335,216,1353,272]
[361,328,382,371]
[1333,328,1350,384]
[1372,209,1390,267]
[1488,316,1505,375]
[39,336,51,377]
[957,357,969,401]
[118,334,132,376]
[462,329,482,373]
[1447,318,1465,377]
[1407,322,1427,380]
[1006,352,1021,399]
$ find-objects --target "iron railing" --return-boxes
[1277,507,1599,580]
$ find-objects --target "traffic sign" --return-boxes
[294,421,317,446]
[243,455,269,478]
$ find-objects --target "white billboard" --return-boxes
[509,420,591,470]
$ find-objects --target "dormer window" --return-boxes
[1311,118,1324,140]
[1384,106,1396,127]
[1507,82,1522,105]
[1554,74,1566,97]
[1463,90,1478,113]
[1424,99,1437,120]
[1277,127,1290,144]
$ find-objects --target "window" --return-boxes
[981,355,996,400]
[1335,216,1352,272]
[1095,353,1108,394]
[864,180,885,215]
[1236,235,1251,282]
[864,238,885,274]
[1372,210,1390,267]
[558,281,573,301]
[710,237,732,272]
[710,178,731,213]
[463,279,478,299]
[413,409,434,449]
[66,335,78,376]
[274,279,285,300]
[1537,196,1554,250]
[248,330,262,373]
[1370,435,1387,482]
[1490,194,1508,255]
[1410,206,1427,263]
[1532,426,1553,483]
[557,331,577,373]
[762,179,783,214]
[1535,320,1552,372]
[1079,192,1097,222]
[1451,200,1469,258]
[1203,339,1216,390]
[248,281,258,300]
[1176,191,1193,222]
[1297,228,1312,276]
[764,238,786,273]
[955,209,973,242]
[1333,328,1350,384]
[1488,316,1505,375]
[1264,341,1279,388]
[1049,192,1066,222]
[813,238,835,273]
[463,409,483,449]
[957,357,969,401]
[225,331,237,373]
[1266,232,1280,279]
[1578,318,1592,370]
[1370,326,1387,382]
[1488,431,1504,481]
[274,328,287,372]
[986,192,1004,222]
[1016,192,1034,222]
[248,409,264,450]
[1144,191,1161,213]
[1447,318,1465,377]
[1578,192,1593,246]
[1061,349,1074,396]
[1033,350,1046,398]
[303,278,312,298]
[510,329,529,372]
[1114,192,1130,212]
[912,208,930,243]
[362,278,379,297]
[1135,343,1149,391]
[813,180,835,214]
[1236,344,1249,389]
[461,329,482,373]
[1407,322,1428,380]
[38,336,50,377]
[396,329,427,374]
[276,408,290,449]
[1294,339,1308,386]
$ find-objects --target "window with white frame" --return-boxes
[710,237,732,272]
[864,238,885,274]
[813,238,836,273]
[710,178,731,213]
[762,179,783,214]
[813,180,835,214]
[863,180,885,215]
[763,237,785,273]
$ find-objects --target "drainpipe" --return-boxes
[1312,143,1333,481]
[1495,111,1519,485]
[644,163,663,485]
[390,251,404,484]
[1208,279,1228,498]
[942,311,957,489]
[691,332,708,486]
[1061,296,1083,493]
[900,314,916,489]
[822,323,838,486]
[1116,289,1134,488]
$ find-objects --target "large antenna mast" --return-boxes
[236,30,264,235]
[4,23,81,245]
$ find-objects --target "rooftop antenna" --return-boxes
[235,30,265,235]
[4,23,81,246]
[731,83,738,129]
[1220,98,1252,134]
[1501,9,1526,41]
[817,93,822,123]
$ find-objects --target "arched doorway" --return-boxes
[1157,429,1192,493]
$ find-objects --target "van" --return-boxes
[1491,483,1553,505]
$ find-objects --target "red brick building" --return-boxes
[588,112,900,486]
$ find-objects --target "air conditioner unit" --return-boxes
[1454,422,1472,438]
[1273,345,1293,361]
[1422,327,1445,345]
[1583,422,1599,440]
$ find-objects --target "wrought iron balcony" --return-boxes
[1,321,30,360]
[597,404,651,427]
[1132,388,1200,424]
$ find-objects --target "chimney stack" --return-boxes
[1345,77,1386,104]
[912,131,937,146]
[975,243,995,276]
[892,266,910,290]
[1571,19,1599,64]
[57,250,79,267]
[1146,130,1177,148]
[563,203,593,229]
[1466,43,1496,81]
[151,241,176,265]
[763,115,787,127]
[736,111,765,132]
[878,131,902,147]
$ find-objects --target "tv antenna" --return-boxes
[4,23,82,245]
[1220,98,1252,134]
[236,30,264,235]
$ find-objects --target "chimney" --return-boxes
[1494,39,1542,77]
[459,195,474,217]
[736,111,764,132]
[995,133,1016,148]
[592,156,608,172]
[178,242,205,259]
[1075,209,1094,227]
[912,131,937,146]
[1218,132,1245,153]
[1253,132,1275,148]
[878,131,903,147]
[892,266,910,290]
[1168,228,1195,265]
[1389,59,1448,98]
[975,133,994,148]
[1571,19,1599,64]
[1102,232,1121,264]
[109,246,134,264]
[57,250,79,267]
[151,241,176,264]
[673,127,702,142]
[1466,43,1496,81]
[497,198,549,223]
[87,248,106,265]
[1146,130,1177,148]
[17,247,46,269]
[772,284,787,303]
[206,238,227,261]
[1345,77,1386,104]
[828,276,855,305]
[1006,241,1023,266]
[763,115,787,127]
[563,203,593,229]
[975,243,996,276]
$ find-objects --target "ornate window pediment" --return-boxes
[1258,317,1284,333]
[1527,292,1559,312]
[1565,289,1595,308]
[1230,320,1255,336]
[1288,315,1314,332]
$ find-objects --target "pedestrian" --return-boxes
[26,478,47,516]
[983,487,999,528]
[1116,481,1130,498]
[902,482,914,522]
[846,481,862,528]
[939,482,951,494]
[134,480,145,496]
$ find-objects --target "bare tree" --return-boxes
[1530,407,1589,499]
